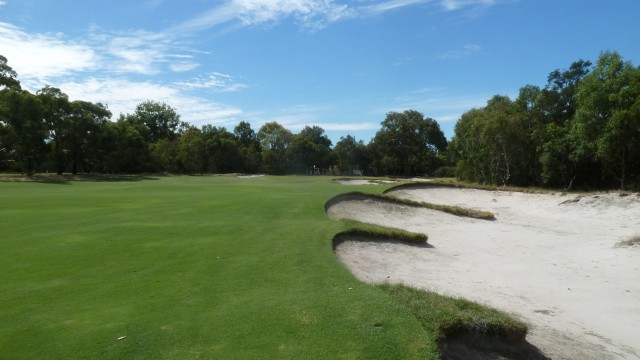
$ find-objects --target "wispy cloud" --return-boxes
[363,0,505,14]
[87,27,200,76]
[364,0,432,14]
[174,73,248,92]
[168,0,354,34]
[58,77,243,126]
[0,22,203,83]
[440,0,500,11]
[438,44,483,60]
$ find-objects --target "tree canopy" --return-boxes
[452,51,640,190]
[2,51,638,190]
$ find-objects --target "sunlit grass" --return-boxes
[1,175,526,359]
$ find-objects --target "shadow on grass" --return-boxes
[438,330,550,360]
[382,284,550,360]
[1,174,161,185]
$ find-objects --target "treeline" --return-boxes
[451,51,640,190]
[4,51,637,190]
[0,55,447,177]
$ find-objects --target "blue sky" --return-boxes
[1,0,639,144]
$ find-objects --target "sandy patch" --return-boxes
[337,179,399,185]
[328,187,640,359]
[236,174,265,178]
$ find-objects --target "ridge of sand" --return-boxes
[328,187,640,359]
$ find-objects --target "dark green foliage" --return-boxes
[334,135,369,175]
[288,125,333,174]
[452,51,640,190]
[234,121,262,173]
[257,121,293,174]
[0,55,20,90]
[370,110,447,176]
[0,89,47,175]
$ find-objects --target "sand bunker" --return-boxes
[328,186,640,359]
[337,178,434,185]
[337,179,400,185]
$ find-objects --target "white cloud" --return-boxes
[365,0,432,14]
[169,62,200,72]
[364,0,506,14]
[438,44,483,59]
[440,0,497,11]
[309,122,378,131]
[169,0,354,33]
[92,28,198,76]
[57,77,243,126]
[0,22,205,83]
[0,22,97,80]
[174,73,248,92]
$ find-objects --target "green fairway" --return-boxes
[1,175,531,359]
[0,176,432,359]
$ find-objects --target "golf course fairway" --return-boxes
[0,175,525,359]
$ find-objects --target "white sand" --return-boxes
[337,179,399,185]
[328,187,640,359]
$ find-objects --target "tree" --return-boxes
[109,115,150,173]
[257,122,292,174]
[37,86,71,174]
[234,121,262,173]
[452,96,530,185]
[370,110,446,176]
[65,101,112,174]
[150,139,178,173]
[0,55,20,90]
[334,135,368,175]
[176,126,205,174]
[288,125,332,174]
[572,51,640,190]
[0,89,47,175]
[536,60,592,189]
[129,101,184,143]
[202,125,241,173]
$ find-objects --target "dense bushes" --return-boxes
[451,51,640,190]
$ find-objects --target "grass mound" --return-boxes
[381,284,546,360]
[333,219,428,248]
[327,191,495,220]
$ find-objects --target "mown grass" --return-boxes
[382,284,527,340]
[0,175,524,359]
[381,284,530,357]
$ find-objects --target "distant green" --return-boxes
[0,175,524,359]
